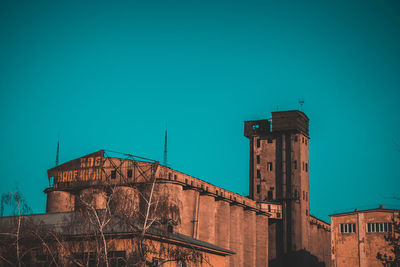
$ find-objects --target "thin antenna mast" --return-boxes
[56,138,60,166]
[163,128,168,167]
[298,98,305,111]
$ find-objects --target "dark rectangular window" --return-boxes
[257,185,261,193]
[305,163,308,172]
[127,169,132,178]
[294,160,297,169]
[267,162,273,171]
[303,191,305,200]
[257,139,261,148]
[294,136,298,142]
[168,173,172,180]
[305,139,308,145]
[256,155,260,164]
[340,223,356,233]
[367,222,392,233]
[268,139,273,143]
[302,137,304,143]
[111,170,116,179]
[174,174,177,180]
[257,169,261,178]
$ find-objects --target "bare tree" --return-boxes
[0,191,32,267]
[377,214,400,267]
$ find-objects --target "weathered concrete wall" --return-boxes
[110,186,140,217]
[198,194,216,244]
[181,189,198,237]
[331,209,398,267]
[309,216,331,267]
[79,188,107,210]
[257,214,269,267]
[244,210,257,267]
[215,200,230,250]
[229,205,244,267]
[46,190,75,213]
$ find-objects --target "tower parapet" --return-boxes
[271,110,309,136]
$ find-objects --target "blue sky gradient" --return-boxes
[1,0,400,221]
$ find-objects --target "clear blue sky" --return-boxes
[1,0,399,222]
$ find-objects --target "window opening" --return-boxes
[367,222,392,233]
[340,223,356,233]
[267,162,273,171]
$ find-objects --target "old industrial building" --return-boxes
[0,109,397,266]
[330,206,399,267]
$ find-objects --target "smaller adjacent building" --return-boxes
[330,205,399,267]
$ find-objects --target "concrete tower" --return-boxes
[245,110,310,262]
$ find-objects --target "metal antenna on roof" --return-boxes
[163,125,168,167]
[55,136,60,166]
[298,98,305,111]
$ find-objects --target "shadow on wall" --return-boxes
[269,250,325,267]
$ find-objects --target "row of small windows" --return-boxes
[110,169,133,179]
[294,136,308,145]
[294,135,308,145]
[256,135,308,148]
[367,222,392,233]
[293,160,308,172]
[340,223,392,233]
[256,160,308,178]
[340,223,356,233]
[110,170,181,180]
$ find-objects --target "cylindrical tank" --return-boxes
[79,188,107,210]
[244,210,257,267]
[110,186,140,218]
[181,189,198,237]
[215,200,230,250]
[229,205,244,267]
[256,214,269,267]
[198,194,216,244]
[144,182,183,228]
[46,190,75,213]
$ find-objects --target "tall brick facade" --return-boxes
[245,110,331,266]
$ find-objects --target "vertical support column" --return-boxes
[268,221,277,261]
[256,214,269,267]
[198,194,216,244]
[244,210,257,267]
[181,189,198,237]
[229,205,244,267]
[358,213,366,267]
[215,200,230,250]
